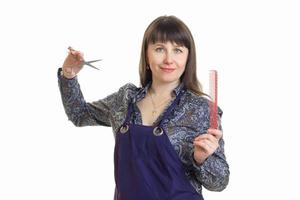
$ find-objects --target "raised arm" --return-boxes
[58,68,116,127]
[57,47,116,127]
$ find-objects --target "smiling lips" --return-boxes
[160,67,175,73]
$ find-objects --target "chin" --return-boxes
[159,77,181,84]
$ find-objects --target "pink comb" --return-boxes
[209,70,218,129]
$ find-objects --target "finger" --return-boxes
[194,135,201,141]
[68,46,77,54]
[69,53,84,64]
[194,139,218,154]
[207,129,222,140]
[193,140,208,152]
[77,52,84,62]
[68,46,74,51]
[194,133,207,141]
[194,139,215,153]
[68,47,84,60]
[194,134,217,143]
[206,134,218,144]
[68,46,77,55]
[196,138,215,149]
[203,138,218,150]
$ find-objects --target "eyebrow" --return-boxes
[153,43,184,48]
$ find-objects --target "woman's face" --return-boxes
[147,41,189,85]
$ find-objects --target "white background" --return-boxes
[1,0,300,199]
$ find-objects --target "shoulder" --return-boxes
[184,90,223,117]
[114,82,140,103]
[118,82,139,94]
[184,90,210,109]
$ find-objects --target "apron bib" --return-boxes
[114,89,203,200]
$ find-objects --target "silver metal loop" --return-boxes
[119,124,129,134]
[153,127,163,136]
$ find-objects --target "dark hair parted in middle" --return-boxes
[139,15,206,96]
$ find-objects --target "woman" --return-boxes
[58,15,229,200]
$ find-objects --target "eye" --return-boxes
[155,47,164,52]
[174,48,183,54]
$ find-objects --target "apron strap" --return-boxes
[123,100,134,124]
[157,87,186,127]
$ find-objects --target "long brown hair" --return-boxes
[139,15,206,96]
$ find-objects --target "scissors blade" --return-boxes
[83,61,100,70]
[86,59,102,63]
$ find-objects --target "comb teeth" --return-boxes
[209,70,218,129]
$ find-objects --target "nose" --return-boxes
[164,51,173,64]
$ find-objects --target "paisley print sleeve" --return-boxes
[191,108,230,191]
[57,68,137,128]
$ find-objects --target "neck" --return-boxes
[149,79,180,98]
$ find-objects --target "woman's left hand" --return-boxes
[193,129,223,165]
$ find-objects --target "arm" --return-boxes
[191,108,230,191]
[58,68,114,127]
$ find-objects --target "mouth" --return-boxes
[160,67,176,73]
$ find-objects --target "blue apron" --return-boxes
[114,88,204,200]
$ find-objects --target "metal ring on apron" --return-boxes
[119,124,129,134]
[153,126,163,136]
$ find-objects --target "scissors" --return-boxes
[68,46,101,70]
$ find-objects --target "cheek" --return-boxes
[177,56,188,74]
[147,54,160,65]
[177,57,188,69]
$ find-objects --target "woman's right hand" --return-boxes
[62,47,85,79]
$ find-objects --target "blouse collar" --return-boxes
[134,81,184,103]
